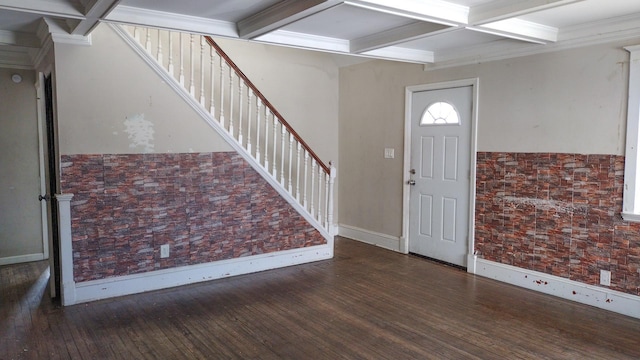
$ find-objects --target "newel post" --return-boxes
[56,193,76,305]
[327,163,337,235]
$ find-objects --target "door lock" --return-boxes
[409,169,416,175]
[407,180,416,186]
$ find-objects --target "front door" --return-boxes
[408,85,472,267]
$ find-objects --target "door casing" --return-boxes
[36,72,50,263]
[402,78,479,273]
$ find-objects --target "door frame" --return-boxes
[37,69,62,299]
[36,72,50,262]
[401,78,479,273]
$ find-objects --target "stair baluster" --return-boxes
[119,25,336,237]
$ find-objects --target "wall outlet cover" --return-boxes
[160,244,170,258]
[600,269,611,286]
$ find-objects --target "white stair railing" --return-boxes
[119,25,336,236]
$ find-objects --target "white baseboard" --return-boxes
[474,258,640,319]
[338,224,401,252]
[65,242,333,305]
[0,253,46,266]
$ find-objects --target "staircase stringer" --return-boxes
[109,23,333,242]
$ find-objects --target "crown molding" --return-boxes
[32,34,53,70]
[38,18,92,46]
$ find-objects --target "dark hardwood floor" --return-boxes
[2,237,640,359]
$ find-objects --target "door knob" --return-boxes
[407,180,416,186]
[38,194,50,201]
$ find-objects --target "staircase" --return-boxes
[111,24,336,240]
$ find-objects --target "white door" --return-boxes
[0,69,45,265]
[408,86,472,267]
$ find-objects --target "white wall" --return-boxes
[338,39,637,238]
[0,68,44,261]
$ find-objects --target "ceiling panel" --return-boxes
[281,3,416,40]
[0,10,42,32]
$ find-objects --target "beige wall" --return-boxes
[339,40,637,237]
[0,68,44,260]
[55,25,232,155]
[213,38,341,169]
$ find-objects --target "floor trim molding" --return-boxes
[65,242,333,305]
[474,258,640,319]
[338,224,400,252]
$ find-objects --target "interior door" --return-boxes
[0,69,44,265]
[43,73,61,298]
[408,86,472,267]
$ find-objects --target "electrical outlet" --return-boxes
[600,269,611,286]
[160,244,170,258]
[384,148,395,159]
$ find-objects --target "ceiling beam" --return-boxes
[0,0,84,18]
[238,0,342,39]
[105,6,238,38]
[69,0,120,36]
[350,21,451,53]
[468,0,585,25]
[470,18,558,43]
[345,0,468,26]
[0,46,34,69]
[255,29,433,64]
[361,46,433,63]
[256,30,351,53]
[0,29,41,47]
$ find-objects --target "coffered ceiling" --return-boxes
[2,0,640,69]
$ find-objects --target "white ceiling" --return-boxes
[2,0,640,69]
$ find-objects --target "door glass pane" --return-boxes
[421,102,459,125]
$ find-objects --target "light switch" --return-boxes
[384,148,395,159]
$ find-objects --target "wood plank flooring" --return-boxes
[2,237,640,359]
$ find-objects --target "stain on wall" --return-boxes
[60,152,326,282]
[124,114,154,153]
[475,152,640,296]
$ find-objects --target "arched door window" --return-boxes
[421,101,460,125]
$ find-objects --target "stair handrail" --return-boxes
[117,24,336,235]
[204,36,330,175]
